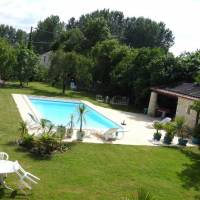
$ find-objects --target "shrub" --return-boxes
[20,134,35,149]
[32,133,58,156]
[192,124,200,140]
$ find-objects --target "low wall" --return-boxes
[176,97,196,128]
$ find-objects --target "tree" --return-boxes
[32,15,65,54]
[14,44,39,86]
[50,50,92,94]
[92,39,129,91]
[0,24,27,45]
[0,38,16,80]
[123,17,174,50]
[178,50,200,82]
[77,104,87,132]
[53,28,85,52]
[82,17,111,49]
[190,100,200,126]
[77,9,125,38]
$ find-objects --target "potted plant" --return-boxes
[153,121,162,141]
[173,117,189,146]
[163,122,175,145]
[66,114,74,138]
[77,104,88,141]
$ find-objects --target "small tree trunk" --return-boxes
[195,111,200,126]
[62,73,67,94]
[19,80,23,88]
[80,116,82,132]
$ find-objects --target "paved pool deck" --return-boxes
[12,94,194,146]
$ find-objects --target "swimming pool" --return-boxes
[29,97,122,130]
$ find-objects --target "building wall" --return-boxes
[40,51,52,68]
[176,97,197,128]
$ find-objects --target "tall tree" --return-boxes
[50,50,92,94]
[0,38,16,80]
[82,17,111,49]
[92,39,130,91]
[52,28,85,52]
[14,45,39,86]
[0,24,27,45]
[32,15,65,54]
[178,50,200,82]
[123,17,174,50]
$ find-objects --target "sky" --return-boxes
[0,0,199,55]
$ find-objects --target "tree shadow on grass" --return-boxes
[178,148,200,191]
[0,188,30,199]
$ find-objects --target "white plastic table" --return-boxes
[0,160,19,190]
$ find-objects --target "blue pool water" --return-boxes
[29,97,122,129]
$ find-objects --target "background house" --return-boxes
[40,51,52,68]
[148,83,200,128]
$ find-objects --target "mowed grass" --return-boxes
[0,82,200,200]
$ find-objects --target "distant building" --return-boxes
[40,51,52,67]
[148,83,200,128]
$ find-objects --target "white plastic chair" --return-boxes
[0,152,9,178]
[0,152,9,160]
[14,161,40,191]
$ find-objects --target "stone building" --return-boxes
[147,83,200,128]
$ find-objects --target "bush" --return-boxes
[192,124,200,140]
[32,133,58,156]
[20,134,35,149]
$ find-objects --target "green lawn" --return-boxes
[0,82,200,200]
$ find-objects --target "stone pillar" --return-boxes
[148,91,158,116]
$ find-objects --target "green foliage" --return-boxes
[123,17,174,50]
[0,38,16,80]
[190,100,200,126]
[178,50,200,82]
[173,117,189,139]
[21,133,35,149]
[153,122,162,140]
[18,121,28,139]
[0,24,27,45]
[163,122,176,144]
[50,50,93,93]
[34,64,48,82]
[14,44,39,86]
[192,124,200,139]
[32,15,65,54]
[20,122,69,156]
[67,114,74,138]
[77,104,87,133]
[153,122,163,133]
[123,188,155,200]
[53,28,85,52]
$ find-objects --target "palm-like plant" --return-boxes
[18,121,28,139]
[153,122,162,134]
[77,104,88,132]
[39,119,54,134]
[174,117,188,139]
[67,114,75,138]
[190,100,200,126]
